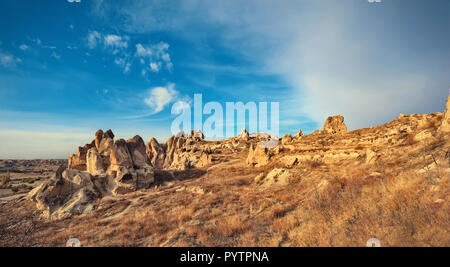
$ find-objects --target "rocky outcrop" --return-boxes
[238,128,250,141]
[282,134,293,145]
[146,138,166,168]
[439,88,450,133]
[294,129,303,139]
[254,168,300,188]
[68,142,95,171]
[323,115,348,134]
[144,130,214,170]
[108,137,154,195]
[27,165,101,220]
[28,130,155,219]
[247,143,271,167]
[68,129,115,171]
[190,129,205,141]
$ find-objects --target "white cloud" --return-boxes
[87,31,101,49]
[67,0,81,3]
[51,51,61,60]
[0,53,17,68]
[149,62,160,72]
[144,84,178,114]
[19,44,29,51]
[135,42,173,75]
[104,34,129,49]
[172,99,192,114]
[114,57,131,73]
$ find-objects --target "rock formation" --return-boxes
[27,165,101,220]
[190,129,205,141]
[146,138,166,168]
[439,88,450,133]
[294,129,303,139]
[238,128,250,141]
[323,115,348,134]
[28,130,155,219]
[282,134,293,145]
[247,143,271,167]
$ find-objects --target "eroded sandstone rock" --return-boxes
[439,88,450,133]
[282,134,293,145]
[323,115,348,134]
[238,128,250,141]
[294,129,303,139]
[29,129,155,220]
[27,165,100,220]
[247,143,271,167]
[255,168,300,188]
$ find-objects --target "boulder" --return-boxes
[27,165,100,220]
[323,115,348,134]
[247,143,271,167]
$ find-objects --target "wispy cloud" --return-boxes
[0,52,20,68]
[104,34,129,49]
[84,31,173,76]
[51,51,61,60]
[114,57,131,73]
[19,44,29,51]
[135,42,172,77]
[86,30,101,49]
[144,84,178,114]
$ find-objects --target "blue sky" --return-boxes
[0,0,449,159]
